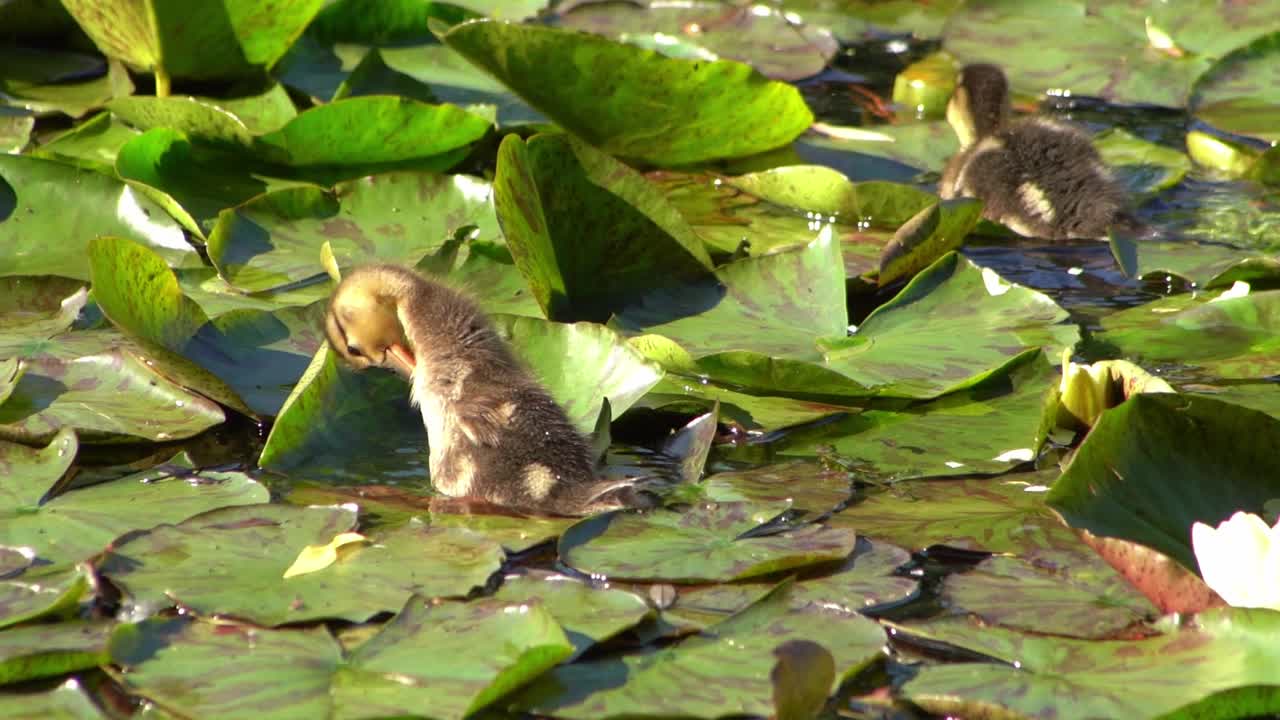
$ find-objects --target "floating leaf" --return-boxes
[1047,393,1280,571]
[662,539,916,631]
[898,610,1280,720]
[61,0,325,82]
[494,315,664,432]
[101,507,504,625]
[0,155,194,280]
[493,133,714,322]
[614,225,845,361]
[493,571,653,659]
[560,502,856,584]
[0,621,112,685]
[1191,31,1280,143]
[0,451,266,575]
[823,253,1078,399]
[942,0,1213,108]
[112,595,572,720]
[0,350,226,444]
[207,171,499,294]
[516,580,886,719]
[1098,289,1280,379]
[942,554,1156,639]
[443,20,813,165]
[559,1,838,82]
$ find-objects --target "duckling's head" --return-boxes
[947,63,1010,148]
[325,266,416,378]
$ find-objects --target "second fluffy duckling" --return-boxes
[324,264,639,516]
[939,63,1126,240]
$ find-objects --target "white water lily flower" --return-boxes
[1058,349,1112,428]
[1191,512,1280,611]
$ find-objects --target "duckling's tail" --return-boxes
[1111,211,1159,240]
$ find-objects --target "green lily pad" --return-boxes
[0,568,89,630]
[100,508,504,625]
[107,95,257,147]
[0,112,33,153]
[112,596,571,720]
[515,580,887,719]
[805,121,958,175]
[336,596,573,719]
[0,429,76,507]
[663,538,916,631]
[634,374,853,431]
[1116,239,1277,288]
[877,199,983,287]
[442,19,813,165]
[493,133,714,322]
[111,618,340,718]
[89,235,330,416]
[0,621,112,685]
[560,502,856,584]
[493,315,664,432]
[1098,289,1280,379]
[61,0,325,81]
[1046,393,1280,571]
[941,554,1157,639]
[0,450,266,575]
[897,609,1280,720]
[0,54,132,119]
[0,277,86,357]
[1191,31,1280,143]
[254,95,490,170]
[696,461,854,516]
[0,677,105,719]
[614,225,845,361]
[825,471,1075,553]
[207,171,500,294]
[31,112,140,169]
[114,128,293,235]
[258,345,423,477]
[652,167,938,259]
[493,571,653,659]
[785,0,962,40]
[0,155,195,280]
[559,1,838,82]
[1094,127,1191,196]
[0,350,226,444]
[824,253,1078,399]
[414,235,543,317]
[942,0,1212,108]
[428,512,576,554]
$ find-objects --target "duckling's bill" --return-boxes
[387,343,415,378]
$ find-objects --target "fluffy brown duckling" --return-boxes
[939,63,1126,240]
[324,264,639,516]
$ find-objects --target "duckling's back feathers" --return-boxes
[941,117,1125,240]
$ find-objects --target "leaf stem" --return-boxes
[154,66,171,98]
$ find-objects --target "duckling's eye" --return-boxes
[346,344,363,358]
